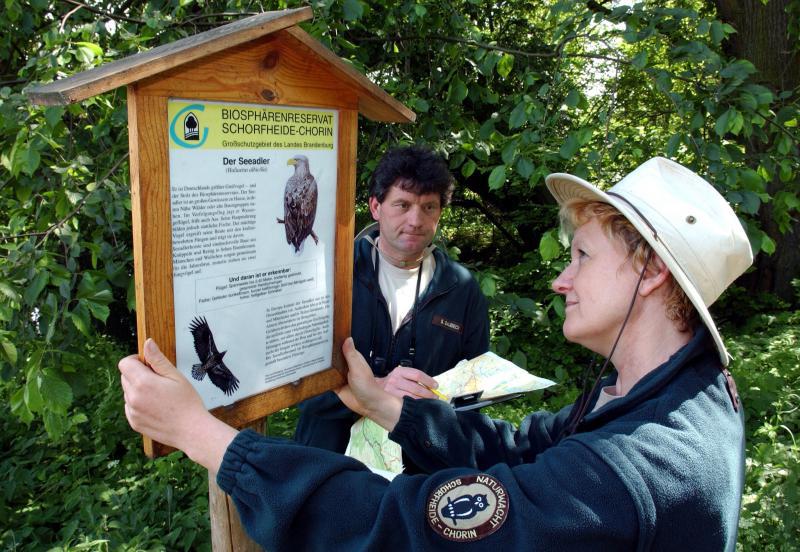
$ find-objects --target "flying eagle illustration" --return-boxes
[188,316,240,396]
[277,155,318,252]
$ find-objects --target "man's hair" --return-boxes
[560,199,697,332]
[369,145,455,207]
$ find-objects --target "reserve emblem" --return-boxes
[426,474,509,542]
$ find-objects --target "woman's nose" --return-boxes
[552,266,572,294]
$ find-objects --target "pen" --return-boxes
[418,381,449,401]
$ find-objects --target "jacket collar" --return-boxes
[354,228,459,301]
[581,325,716,425]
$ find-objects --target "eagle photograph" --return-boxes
[277,154,319,253]
[188,316,240,396]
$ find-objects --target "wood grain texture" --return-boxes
[134,30,360,112]
[128,86,177,458]
[208,419,266,552]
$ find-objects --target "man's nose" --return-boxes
[407,205,424,226]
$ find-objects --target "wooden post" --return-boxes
[209,418,266,551]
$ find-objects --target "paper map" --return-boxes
[345,352,557,478]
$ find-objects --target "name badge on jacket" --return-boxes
[432,315,463,334]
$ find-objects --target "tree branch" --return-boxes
[350,33,623,63]
[450,197,525,251]
[1,153,130,244]
[58,0,145,24]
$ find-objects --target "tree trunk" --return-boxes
[712,0,800,302]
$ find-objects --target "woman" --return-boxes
[120,157,752,550]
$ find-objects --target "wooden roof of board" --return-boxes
[26,7,414,123]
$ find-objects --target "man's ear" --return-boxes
[368,196,381,221]
[638,255,671,297]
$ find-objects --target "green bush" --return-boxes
[0,337,211,551]
[731,310,800,551]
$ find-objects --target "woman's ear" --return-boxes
[638,255,671,297]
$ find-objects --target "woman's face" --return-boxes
[551,217,642,356]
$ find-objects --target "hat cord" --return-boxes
[556,249,653,442]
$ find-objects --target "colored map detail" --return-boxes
[345,417,403,477]
[345,352,556,478]
[437,352,556,400]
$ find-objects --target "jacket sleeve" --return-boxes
[389,396,572,472]
[217,428,638,551]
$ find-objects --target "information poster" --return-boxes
[167,99,338,409]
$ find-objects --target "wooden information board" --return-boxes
[28,7,415,457]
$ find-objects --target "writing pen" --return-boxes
[417,381,449,401]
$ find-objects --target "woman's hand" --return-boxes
[335,338,403,431]
[119,338,237,473]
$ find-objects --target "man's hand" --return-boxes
[377,365,442,400]
[119,338,237,473]
[335,338,403,431]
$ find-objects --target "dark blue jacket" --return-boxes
[294,232,490,452]
[218,327,744,550]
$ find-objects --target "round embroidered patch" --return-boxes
[426,474,509,542]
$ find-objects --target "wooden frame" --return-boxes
[28,8,414,458]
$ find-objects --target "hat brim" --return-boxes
[545,172,729,366]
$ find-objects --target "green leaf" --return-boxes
[710,20,725,44]
[70,301,92,336]
[509,101,527,129]
[539,231,561,261]
[74,41,103,57]
[342,0,364,21]
[461,159,477,178]
[448,78,468,103]
[86,300,110,322]
[550,295,565,318]
[564,89,581,108]
[715,107,733,137]
[511,350,527,369]
[516,157,534,179]
[666,133,682,156]
[631,50,648,70]
[488,165,507,190]
[1,337,17,364]
[43,410,67,438]
[496,54,514,78]
[0,280,21,302]
[40,373,73,412]
[559,134,579,159]
[760,233,776,254]
[23,271,49,305]
[412,98,429,113]
[10,388,33,424]
[480,276,496,297]
[25,375,44,413]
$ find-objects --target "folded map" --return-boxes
[345,351,557,478]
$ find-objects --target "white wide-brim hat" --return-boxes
[545,157,754,366]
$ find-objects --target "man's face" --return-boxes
[369,183,442,263]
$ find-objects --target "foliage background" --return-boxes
[1,0,798,550]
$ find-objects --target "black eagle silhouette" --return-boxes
[189,317,240,396]
[277,155,318,252]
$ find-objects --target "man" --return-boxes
[293,145,490,454]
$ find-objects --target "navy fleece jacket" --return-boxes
[218,327,744,551]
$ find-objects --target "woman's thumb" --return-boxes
[143,338,177,376]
